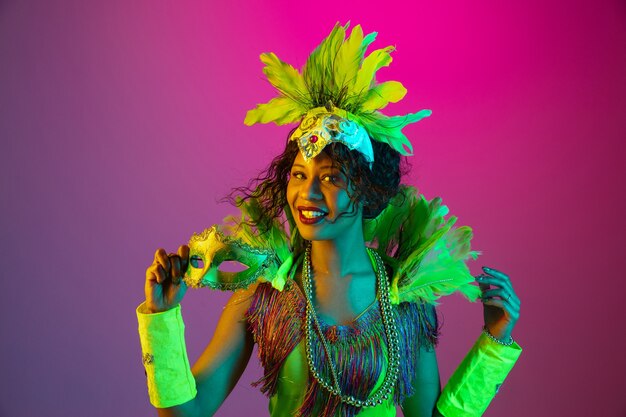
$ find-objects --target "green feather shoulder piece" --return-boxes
[365,186,482,305]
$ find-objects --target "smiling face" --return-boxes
[287,150,364,242]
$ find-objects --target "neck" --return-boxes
[309,231,371,279]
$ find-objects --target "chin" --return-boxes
[295,217,363,243]
[295,224,337,242]
[296,227,328,242]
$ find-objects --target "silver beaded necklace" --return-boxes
[302,244,400,408]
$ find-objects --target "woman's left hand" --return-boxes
[476,266,520,342]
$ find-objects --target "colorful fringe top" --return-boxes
[245,279,439,417]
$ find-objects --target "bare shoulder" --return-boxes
[222,282,260,315]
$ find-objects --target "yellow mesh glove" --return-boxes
[436,332,522,417]
[136,303,197,408]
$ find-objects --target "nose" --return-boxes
[300,176,323,201]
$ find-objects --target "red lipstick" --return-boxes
[297,206,328,225]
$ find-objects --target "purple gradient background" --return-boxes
[1,1,625,416]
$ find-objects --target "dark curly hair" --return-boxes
[228,131,411,233]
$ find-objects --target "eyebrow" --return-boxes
[292,163,336,170]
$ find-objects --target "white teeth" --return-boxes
[301,210,326,219]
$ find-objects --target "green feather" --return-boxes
[244,96,303,126]
[333,24,364,88]
[359,110,432,155]
[302,22,348,101]
[365,186,481,305]
[353,46,395,95]
[359,81,408,112]
[260,52,308,104]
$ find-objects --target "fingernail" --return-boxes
[483,266,491,271]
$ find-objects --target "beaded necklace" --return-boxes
[302,244,400,408]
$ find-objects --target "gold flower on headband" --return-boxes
[290,106,373,163]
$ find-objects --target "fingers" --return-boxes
[478,281,490,291]
[477,266,519,300]
[482,297,520,321]
[154,248,170,272]
[481,288,519,307]
[145,265,158,284]
[476,266,520,311]
[145,247,189,313]
[149,248,186,286]
[481,266,508,280]
[146,263,167,284]
[177,245,190,273]
[478,280,520,307]
[169,254,182,285]
[477,266,521,320]
[481,288,508,299]
[480,266,512,291]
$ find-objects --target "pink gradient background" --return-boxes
[1,1,625,416]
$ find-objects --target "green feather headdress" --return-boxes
[244,22,432,158]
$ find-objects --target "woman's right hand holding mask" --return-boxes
[144,246,190,313]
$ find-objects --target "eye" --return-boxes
[322,172,346,186]
[291,171,305,180]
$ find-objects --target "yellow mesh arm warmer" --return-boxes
[436,333,522,417]
[136,303,197,408]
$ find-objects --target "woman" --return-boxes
[137,23,521,417]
